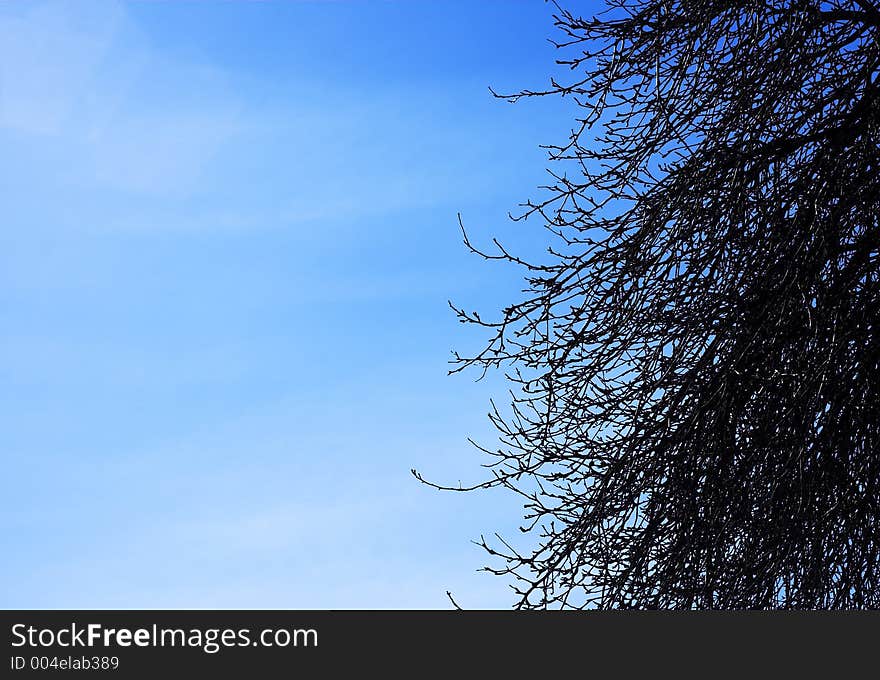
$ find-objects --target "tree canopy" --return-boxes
[420,0,880,609]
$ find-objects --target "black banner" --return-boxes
[2,610,876,677]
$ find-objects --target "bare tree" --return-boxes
[416,0,880,608]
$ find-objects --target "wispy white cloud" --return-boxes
[0,0,517,228]
[0,1,123,135]
[0,0,242,195]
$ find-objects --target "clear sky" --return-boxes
[1,0,586,608]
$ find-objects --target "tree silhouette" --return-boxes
[416,0,880,608]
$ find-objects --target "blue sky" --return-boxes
[0,0,584,608]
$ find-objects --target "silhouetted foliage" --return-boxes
[415,0,880,608]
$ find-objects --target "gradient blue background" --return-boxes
[1,0,584,608]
